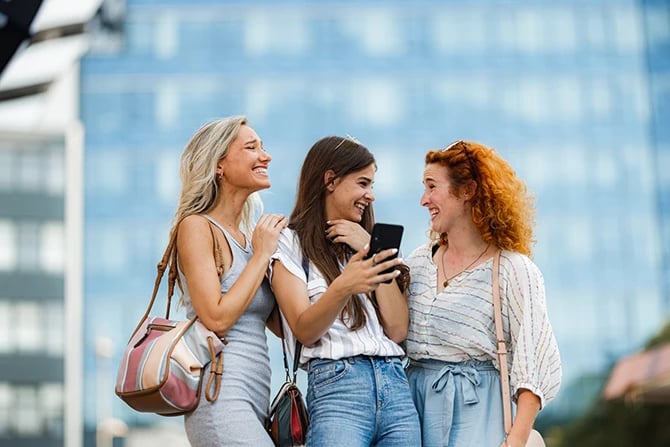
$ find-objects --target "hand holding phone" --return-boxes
[365,223,404,284]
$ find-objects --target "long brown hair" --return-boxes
[289,136,380,330]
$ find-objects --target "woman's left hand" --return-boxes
[325,219,370,252]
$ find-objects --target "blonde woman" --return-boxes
[170,116,287,445]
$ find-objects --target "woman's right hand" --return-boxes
[335,245,401,295]
[251,214,287,259]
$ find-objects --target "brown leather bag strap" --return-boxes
[492,250,514,434]
[208,221,225,281]
[205,335,224,402]
[130,216,226,340]
[128,220,181,339]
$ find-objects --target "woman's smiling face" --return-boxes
[325,163,376,222]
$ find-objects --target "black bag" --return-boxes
[266,336,308,446]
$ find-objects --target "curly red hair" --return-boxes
[425,141,536,256]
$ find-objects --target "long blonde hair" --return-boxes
[170,116,263,238]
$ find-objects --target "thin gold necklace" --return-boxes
[441,243,490,288]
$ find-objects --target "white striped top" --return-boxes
[270,229,405,366]
[406,243,562,408]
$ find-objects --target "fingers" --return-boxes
[326,220,370,251]
[369,248,398,265]
[351,244,370,262]
[257,214,287,230]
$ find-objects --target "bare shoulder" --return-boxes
[178,214,210,234]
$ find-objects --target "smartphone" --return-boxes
[365,223,404,283]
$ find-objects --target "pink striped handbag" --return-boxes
[115,220,226,416]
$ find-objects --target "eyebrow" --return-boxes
[244,138,262,146]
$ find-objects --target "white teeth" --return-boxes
[253,168,267,174]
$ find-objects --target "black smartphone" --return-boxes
[365,223,404,283]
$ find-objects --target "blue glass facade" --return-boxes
[80,0,670,439]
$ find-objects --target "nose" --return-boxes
[420,190,429,206]
[365,189,375,202]
[261,150,272,163]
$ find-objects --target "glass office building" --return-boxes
[80,0,670,442]
[0,133,68,447]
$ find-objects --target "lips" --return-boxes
[253,167,268,175]
[355,201,367,213]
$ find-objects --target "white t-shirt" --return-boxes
[270,228,405,366]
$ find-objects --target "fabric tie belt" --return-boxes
[431,363,482,405]
[412,359,496,444]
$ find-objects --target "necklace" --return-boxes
[441,243,490,288]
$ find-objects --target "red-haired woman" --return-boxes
[405,141,562,447]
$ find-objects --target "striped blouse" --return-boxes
[406,243,562,408]
[270,228,405,366]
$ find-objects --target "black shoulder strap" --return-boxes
[279,254,308,382]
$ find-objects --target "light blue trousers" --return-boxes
[407,359,506,447]
[306,356,421,446]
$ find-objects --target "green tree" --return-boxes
[552,320,670,447]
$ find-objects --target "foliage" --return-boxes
[552,399,670,447]
[551,319,670,447]
[645,320,670,349]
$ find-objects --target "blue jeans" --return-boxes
[306,356,421,447]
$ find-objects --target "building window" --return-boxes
[0,383,12,435]
[18,152,42,193]
[658,148,670,189]
[348,79,403,126]
[356,11,404,56]
[0,300,11,353]
[156,157,179,205]
[0,220,16,271]
[15,386,40,435]
[0,300,63,355]
[0,383,63,437]
[18,221,40,271]
[15,302,42,354]
[155,81,179,129]
[432,9,487,53]
[515,9,543,54]
[41,383,64,436]
[245,12,309,56]
[40,222,65,273]
[44,302,65,356]
[0,150,14,191]
[87,224,128,273]
[154,11,178,59]
[611,7,643,53]
[87,151,128,194]
[45,148,65,196]
[545,8,577,52]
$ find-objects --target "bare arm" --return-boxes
[499,389,541,447]
[326,219,409,341]
[271,248,402,346]
[178,214,286,337]
[373,269,409,343]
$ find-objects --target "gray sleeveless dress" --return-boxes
[181,215,275,446]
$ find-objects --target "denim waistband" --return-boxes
[310,354,402,368]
